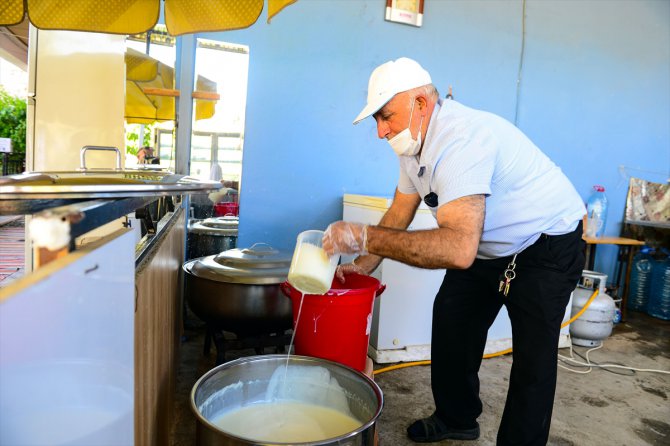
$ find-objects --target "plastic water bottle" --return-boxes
[627,247,655,312]
[585,185,609,238]
[647,256,670,321]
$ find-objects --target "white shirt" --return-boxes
[397,99,586,259]
[209,163,223,181]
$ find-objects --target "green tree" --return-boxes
[0,87,27,154]
[125,123,154,157]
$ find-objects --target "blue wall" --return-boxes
[201,0,669,280]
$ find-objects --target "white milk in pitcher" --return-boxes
[288,242,337,295]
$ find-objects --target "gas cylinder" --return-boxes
[570,270,615,347]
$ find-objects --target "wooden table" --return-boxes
[583,236,646,321]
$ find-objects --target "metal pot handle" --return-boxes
[79,145,122,171]
[242,243,278,257]
[280,281,293,298]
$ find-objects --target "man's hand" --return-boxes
[323,221,368,256]
[334,262,367,282]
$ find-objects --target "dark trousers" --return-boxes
[430,223,585,446]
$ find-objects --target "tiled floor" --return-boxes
[171,311,669,445]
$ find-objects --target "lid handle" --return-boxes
[79,145,122,171]
[242,242,278,257]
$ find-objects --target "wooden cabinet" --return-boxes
[134,208,185,445]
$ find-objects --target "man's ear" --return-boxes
[416,95,428,113]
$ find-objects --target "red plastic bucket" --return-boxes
[214,202,239,217]
[280,273,386,372]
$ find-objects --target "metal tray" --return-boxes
[0,170,221,215]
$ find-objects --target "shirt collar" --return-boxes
[416,97,444,176]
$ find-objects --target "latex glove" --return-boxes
[207,187,234,203]
[323,221,368,256]
[335,262,367,282]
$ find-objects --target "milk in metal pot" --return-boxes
[211,401,361,442]
[204,364,364,443]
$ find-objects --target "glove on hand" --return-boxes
[323,221,368,256]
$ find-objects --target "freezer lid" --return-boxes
[343,193,433,212]
[343,194,393,209]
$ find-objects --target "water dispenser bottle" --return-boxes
[585,185,609,238]
[627,247,655,312]
[647,254,670,321]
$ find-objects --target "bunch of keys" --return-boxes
[498,253,518,297]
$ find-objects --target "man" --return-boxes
[136,146,154,164]
[323,58,586,445]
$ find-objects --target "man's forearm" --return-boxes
[351,211,407,274]
[366,225,478,270]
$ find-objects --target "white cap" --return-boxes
[353,57,432,125]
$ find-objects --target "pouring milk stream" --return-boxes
[284,230,340,380]
[287,230,340,352]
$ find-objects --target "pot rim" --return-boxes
[188,223,239,236]
[190,354,384,445]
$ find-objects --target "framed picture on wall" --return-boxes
[385,0,424,27]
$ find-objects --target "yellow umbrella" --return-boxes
[125,47,218,124]
[0,0,297,36]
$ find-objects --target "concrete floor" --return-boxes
[172,311,669,445]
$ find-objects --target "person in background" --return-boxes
[209,162,223,181]
[323,58,586,445]
[136,146,154,164]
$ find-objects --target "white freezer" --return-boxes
[343,193,571,363]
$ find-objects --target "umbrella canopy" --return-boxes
[0,0,297,35]
[125,47,218,124]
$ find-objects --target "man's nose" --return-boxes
[376,120,390,139]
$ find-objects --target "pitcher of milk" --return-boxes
[288,230,340,294]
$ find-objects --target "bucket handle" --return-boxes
[323,283,386,297]
[280,281,292,298]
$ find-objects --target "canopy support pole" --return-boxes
[175,34,195,177]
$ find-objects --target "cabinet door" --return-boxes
[0,229,135,445]
[134,210,185,446]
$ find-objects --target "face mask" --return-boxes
[388,97,424,156]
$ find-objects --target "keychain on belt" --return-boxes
[498,253,517,297]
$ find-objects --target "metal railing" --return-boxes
[1,154,25,176]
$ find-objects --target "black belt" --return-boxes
[538,220,583,243]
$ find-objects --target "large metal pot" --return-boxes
[187,216,239,260]
[191,355,383,446]
[183,244,293,336]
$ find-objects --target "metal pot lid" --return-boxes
[188,220,238,236]
[202,216,239,229]
[213,243,291,270]
[186,249,289,285]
